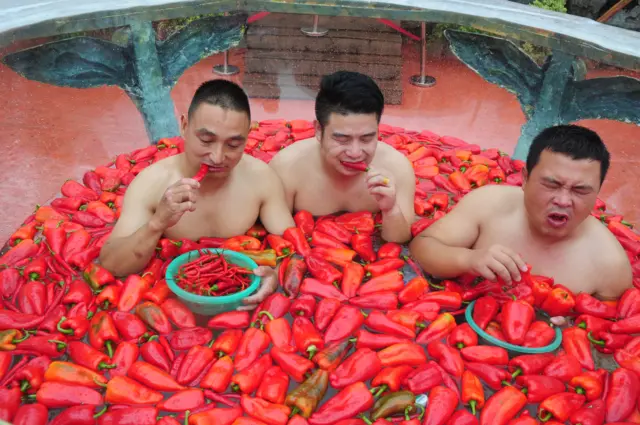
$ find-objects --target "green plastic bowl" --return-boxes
[165,248,260,316]
[465,300,562,355]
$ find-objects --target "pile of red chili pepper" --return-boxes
[1,119,640,425]
[174,251,253,296]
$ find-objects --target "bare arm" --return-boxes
[379,157,415,243]
[268,153,296,212]
[409,188,486,278]
[259,169,296,235]
[99,172,163,276]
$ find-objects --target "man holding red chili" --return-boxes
[100,79,295,310]
[410,125,632,304]
[270,71,416,243]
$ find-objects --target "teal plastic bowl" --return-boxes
[165,248,260,316]
[465,300,562,355]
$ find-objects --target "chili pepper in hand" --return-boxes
[284,227,312,258]
[330,348,382,389]
[256,365,289,404]
[309,381,374,425]
[538,392,586,422]
[480,386,527,425]
[544,353,582,382]
[36,381,103,408]
[508,353,555,377]
[461,345,509,365]
[44,360,107,388]
[515,375,566,403]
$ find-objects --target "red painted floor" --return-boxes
[0,41,639,244]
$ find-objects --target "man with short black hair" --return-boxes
[100,79,294,309]
[270,71,416,243]
[409,124,632,300]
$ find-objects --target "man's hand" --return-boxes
[238,266,278,311]
[149,178,200,231]
[467,244,528,285]
[366,168,396,212]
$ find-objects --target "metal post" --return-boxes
[301,14,328,37]
[213,50,239,76]
[410,22,436,87]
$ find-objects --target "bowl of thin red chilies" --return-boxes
[165,248,260,315]
[466,297,562,355]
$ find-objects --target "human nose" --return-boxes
[345,141,362,158]
[552,188,572,208]
[209,145,224,164]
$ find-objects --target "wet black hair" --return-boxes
[315,71,384,130]
[526,124,610,186]
[187,79,251,121]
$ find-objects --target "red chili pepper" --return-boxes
[17,280,46,315]
[421,291,462,310]
[416,313,456,345]
[569,373,604,401]
[589,330,632,354]
[398,276,428,304]
[135,301,172,334]
[357,270,404,296]
[235,326,271,371]
[201,354,234,392]
[540,286,576,316]
[538,392,586,422]
[314,298,342,332]
[294,210,315,238]
[461,345,509,365]
[371,365,413,394]
[378,242,402,259]
[501,300,534,345]
[61,180,99,202]
[0,387,21,422]
[569,400,605,425]
[351,233,376,263]
[109,340,139,377]
[110,311,147,341]
[306,255,342,285]
[508,353,555,377]
[480,386,528,425]
[252,293,292,325]
[271,346,314,383]
[158,388,205,412]
[386,309,423,331]
[323,305,365,344]
[562,327,594,371]
[424,386,459,425]
[0,239,40,268]
[284,227,312,257]
[575,293,617,319]
[516,375,566,403]
[427,341,464,377]
[363,310,415,339]
[175,342,215,385]
[448,323,478,349]
[16,333,67,358]
[544,353,583,382]
[97,406,158,425]
[9,220,38,247]
[350,329,410,350]
[604,367,639,422]
[465,362,511,391]
[403,362,442,394]
[335,212,375,234]
[36,381,103,408]
[461,370,485,415]
[350,292,398,310]
[521,321,555,348]
[266,234,295,256]
[290,294,316,318]
[311,230,350,250]
[308,382,374,425]
[88,311,119,356]
[256,366,290,404]
[575,314,611,334]
[312,339,351,373]
[66,341,114,371]
[378,342,427,367]
[617,288,640,318]
[12,403,48,425]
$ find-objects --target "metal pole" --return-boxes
[409,22,436,87]
[301,14,328,37]
[213,50,239,76]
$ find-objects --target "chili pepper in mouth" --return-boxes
[342,161,369,172]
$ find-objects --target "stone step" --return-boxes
[246,26,402,56]
[244,50,402,79]
[242,72,403,105]
[249,12,399,32]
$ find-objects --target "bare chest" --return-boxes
[163,186,262,241]
[293,176,378,216]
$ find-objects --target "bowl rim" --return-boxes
[465,300,563,354]
[165,248,260,304]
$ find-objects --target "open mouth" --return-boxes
[547,212,569,227]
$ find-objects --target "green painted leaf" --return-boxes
[562,76,640,124]
[2,37,134,89]
[158,13,247,87]
[445,29,543,119]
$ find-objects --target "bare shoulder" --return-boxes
[453,184,520,215]
[374,142,413,175]
[242,154,283,190]
[269,138,316,177]
[125,154,177,204]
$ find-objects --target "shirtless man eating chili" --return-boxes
[409,125,632,305]
[270,71,416,243]
[100,79,295,310]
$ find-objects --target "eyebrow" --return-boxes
[332,131,377,138]
[196,128,245,141]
